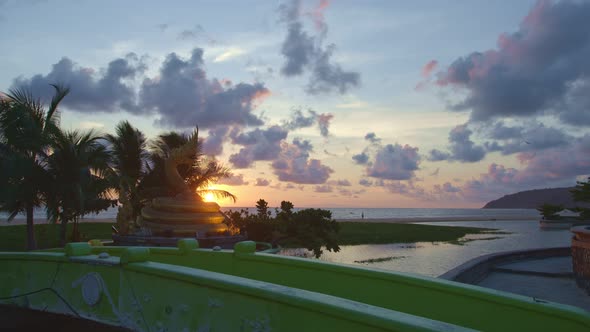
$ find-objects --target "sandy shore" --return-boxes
[336,216,539,223]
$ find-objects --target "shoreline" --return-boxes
[336,215,539,223]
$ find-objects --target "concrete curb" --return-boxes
[439,247,571,283]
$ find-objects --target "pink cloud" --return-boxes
[421,60,438,78]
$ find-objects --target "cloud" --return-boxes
[78,121,105,129]
[255,178,271,186]
[283,108,334,137]
[314,184,333,193]
[271,139,333,184]
[364,132,380,144]
[11,48,269,131]
[428,124,485,162]
[140,48,269,129]
[435,1,590,125]
[201,126,230,156]
[12,53,144,113]
[366,143,421,180]
[462,134,590,202]
[229,125,288,168]
[359,179,373,187]
[278,0,360,94]
[328,179,351,186]
[352,151,369,165]
[156,23,169,32]
[484,121,571,155]
[213,47,247,63]
[218,174,249,186]
[421,60,438,78]
[316,113,334,137]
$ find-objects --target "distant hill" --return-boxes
[482,187,586,209]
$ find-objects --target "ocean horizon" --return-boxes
[1,206,540,222]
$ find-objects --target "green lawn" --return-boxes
[0,221,492,251]
[337,222,491,245]
[0,222,114,251]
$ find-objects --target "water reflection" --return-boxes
[281,220,572,277]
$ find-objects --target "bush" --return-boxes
[225,199,340,258]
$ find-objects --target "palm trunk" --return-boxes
[25,204,37,250]
[59,216,68,247]
[72,218,80,242]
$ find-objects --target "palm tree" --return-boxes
[105,121,148,234]
[140,129,236,202]
[45,129,116,245]
[0,85,68,250]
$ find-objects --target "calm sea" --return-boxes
[0,207,540,221]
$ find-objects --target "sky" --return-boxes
[1,0,589,208]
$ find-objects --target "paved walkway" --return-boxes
[477,257,590,311]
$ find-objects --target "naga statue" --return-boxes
[140,128,228,237]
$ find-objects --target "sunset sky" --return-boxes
[1,0,589,208]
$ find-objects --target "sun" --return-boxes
[203,193,215,202]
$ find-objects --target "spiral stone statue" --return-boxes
[140,129,228,237]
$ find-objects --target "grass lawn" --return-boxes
[337,222,491,246]
[0,221,493,251]
[0,222,114,251]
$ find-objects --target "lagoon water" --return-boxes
[290,219,572,277]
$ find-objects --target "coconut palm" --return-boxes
[140,129,236,202]
[45,129,116,245]
[0,85,68,250]
[105,121,149,233]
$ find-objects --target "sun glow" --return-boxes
[203,193,215,202]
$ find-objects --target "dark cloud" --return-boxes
[484,122,571,155]
[283,108,334,137]
[271,139,333,184]
[366,144,421,180]
[427,149,451,162]
[12,48,269,131]
[305,44,361,95]
[429,124,485,163]
[255,178,271,186]
[487,121,523,140]
[435,1,590,125]
[157,23,169,32]
[364,132,380,144]
[141,48,268,129]
[217,174,249,186]
[12,54,143,113]
[278,0,360,94]
[201,126,230,156]
[229,125,288,168]
[292,137,313,152]
[352,151,369,165]
[317,113,333,137]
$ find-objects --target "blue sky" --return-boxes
[1,0,589,208]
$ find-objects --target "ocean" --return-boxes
[0,206,541,222]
